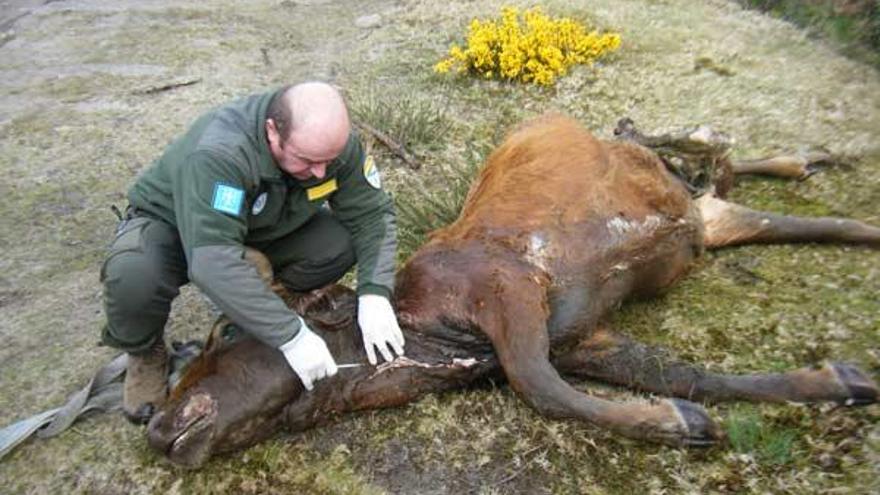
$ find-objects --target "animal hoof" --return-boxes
[832,363,878,406]
[798,163,820,181]
[669,399,724,447]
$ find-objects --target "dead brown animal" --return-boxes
[147,115,879,468]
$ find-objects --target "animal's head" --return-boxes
[147,285,359,468]
[613,117,735,197]
[146,321,300,468]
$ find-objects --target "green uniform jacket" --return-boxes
[127,89,397,348]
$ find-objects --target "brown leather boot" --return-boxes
[123,338,169,424]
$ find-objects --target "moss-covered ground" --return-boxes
[0,0,877,493]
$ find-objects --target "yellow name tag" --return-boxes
[306,179,338,201]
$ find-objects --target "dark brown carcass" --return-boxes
[147,115,879,468]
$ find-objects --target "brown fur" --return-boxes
[438,115,692,242]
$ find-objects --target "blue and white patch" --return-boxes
[251,192,268,215]
[212,183,244,216]
[363,155,381,189]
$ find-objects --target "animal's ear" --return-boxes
[168,319,230,402]
[205,317,223,353]
[299,285,358,332]
[205,316,246,353]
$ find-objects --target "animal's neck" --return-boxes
[284,334,498,432]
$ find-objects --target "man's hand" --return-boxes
[279,317,338,390]
[358,294,405,365]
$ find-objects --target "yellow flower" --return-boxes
[435,6,620,86]
[434,59,453,74]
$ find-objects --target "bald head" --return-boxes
[265,82,352,181]
[290,82,350,136]
[267,82,350,145]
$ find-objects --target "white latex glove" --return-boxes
[358,294,405,365]
[279,317,338,391]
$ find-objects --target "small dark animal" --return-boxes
[147,115,879,468]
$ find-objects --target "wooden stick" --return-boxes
[135,78,202,95]
[354,120,421,170]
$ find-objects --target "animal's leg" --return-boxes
[479,269,723,446]
[245,246,359,332]
[730,152,836,180]
[696,194,880,247]
[554,327,878,406]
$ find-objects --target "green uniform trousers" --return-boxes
[100,209,355,353]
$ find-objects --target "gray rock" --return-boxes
[355,14,382,29]
[283,0,333,6]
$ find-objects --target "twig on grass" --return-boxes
[135,78,202,95]
[354,120,421,170]
[260,47,272,67]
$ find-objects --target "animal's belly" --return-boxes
[540,212,703,345]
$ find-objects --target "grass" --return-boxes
[737,0,880,68]
[394,142,485,257]
[725,405,798,466]
[1,0,879,493]
[348,86,454,155]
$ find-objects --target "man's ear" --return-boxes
[265,119,280,148]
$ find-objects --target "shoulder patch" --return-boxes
[212,183,244,216]
[363,155,381,189]
[252,192,268,215]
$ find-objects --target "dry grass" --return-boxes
[1,0,878,493]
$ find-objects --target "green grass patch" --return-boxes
[348,86,453,155]
[738,0,880,67]
[394,141,489,257]
[728,176,840,217]
[725,405,798,466]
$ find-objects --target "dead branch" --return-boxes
[354,120,421,170]
[260,47,272,67]
[135,78,202,95]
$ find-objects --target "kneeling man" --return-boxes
[101,82,404,423]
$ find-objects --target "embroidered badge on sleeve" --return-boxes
[363,155,381,189]
[212,183,244,216]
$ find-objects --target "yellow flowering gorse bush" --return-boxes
[434,6,621,86]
